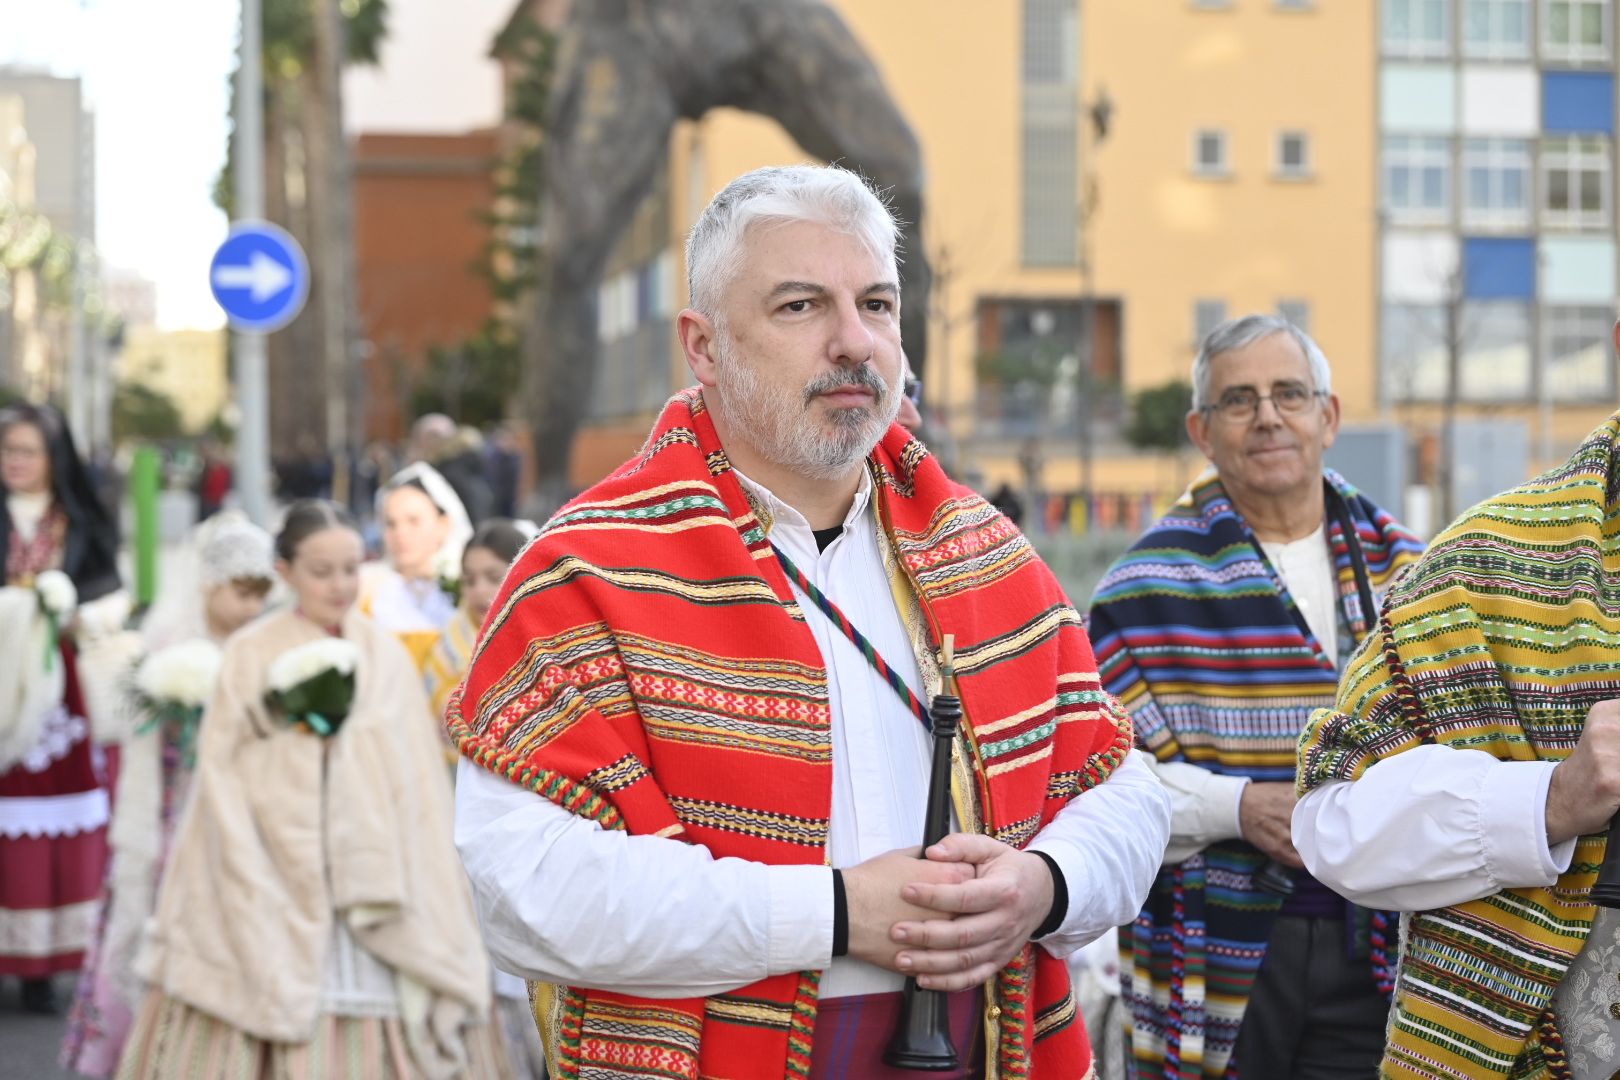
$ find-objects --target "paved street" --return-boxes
[0,975,78,1080]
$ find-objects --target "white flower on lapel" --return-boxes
[34,570,77,619]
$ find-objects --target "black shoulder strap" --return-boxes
[1326,481,1379,647]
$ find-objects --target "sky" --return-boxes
[1,0,512,331]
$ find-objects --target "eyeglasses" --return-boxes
[903,376,922,405]
[1201,382,1326,424]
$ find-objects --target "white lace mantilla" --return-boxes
[1556,906,1620,1079]
[0,788,110,838]
[17,704,88,773]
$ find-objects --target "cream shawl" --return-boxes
[136,607,490,1076]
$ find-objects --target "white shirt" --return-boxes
[1294,749,1620,1079]
[7,491,49,543]
[1143,758,1249,866]
[1259,523,1338,664]
[454,468,1171,1000]
[1147,524,1339,865]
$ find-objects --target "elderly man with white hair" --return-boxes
[449,164,1170,1079]
[1087,314,1425,1079]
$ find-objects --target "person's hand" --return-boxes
[1546,699,1620,845]
[1240,782,1302,868]
[842,848,974,972]
[884,834,1055,993]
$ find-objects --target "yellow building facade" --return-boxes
[568,1,1382,507]
[119,328,228,436]
[1086,2,1379,424]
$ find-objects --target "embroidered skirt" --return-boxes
[0,645,109,977]
[115,992,516,1080]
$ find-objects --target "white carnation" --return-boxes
[268,638,360,693]
[136,640,224,709]
[433,548,461,585]
[35,570,77,619]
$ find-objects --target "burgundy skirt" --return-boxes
[0,642,110,976]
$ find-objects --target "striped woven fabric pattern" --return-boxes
[450,389,1135,1079]
[1298,411,1620,1080]
[1088,469,1423,1078]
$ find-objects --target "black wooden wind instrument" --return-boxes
[884,635,962,1071]
[1592,818,1620,908]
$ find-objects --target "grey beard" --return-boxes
[713,338,900,481]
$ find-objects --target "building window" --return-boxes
[1275,132,1312,178]
[1382,303,1447,402]
[1382,301,1534,403]
[1463,0,1531,57]
[1193,130,1230,177]
[1384,135,1452,223]
[1278,299,1312,334]
[974,297,1123,440]
[1462,137,1532,228]
[1190,0,1234,7]
[1274,0,1315,8]
[1544,305,1616,400]
[1021,0,1079,267]
[1542,134,1610,230]
[1544,0,1610,63]
[1460,301,1533,400]
[1384,0,1452,57]
[1023,0,1077,84]
[1194,299,1228,347]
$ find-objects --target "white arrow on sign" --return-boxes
[212,250,293,303]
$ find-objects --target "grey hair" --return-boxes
[684,165,902,324]
[1190,313,1333,410]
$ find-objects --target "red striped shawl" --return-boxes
[450,390,1132,1079]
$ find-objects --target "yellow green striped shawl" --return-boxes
[1297,411,1620,1080]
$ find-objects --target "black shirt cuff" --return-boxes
[1030,850,1068,940]
[831,868,849,957]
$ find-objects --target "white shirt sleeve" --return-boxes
[453,759,834,999]
[1137,756,1250,865]
[1291,744,1577,912]
[1027,749,1172,958]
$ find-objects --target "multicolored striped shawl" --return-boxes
[449,389,1134,1080]
[1087,468,1423,1079]
[1298,412,1620,1080]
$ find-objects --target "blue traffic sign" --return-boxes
[210,220,309,333]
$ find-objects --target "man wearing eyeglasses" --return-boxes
[1087,313,1424,1079]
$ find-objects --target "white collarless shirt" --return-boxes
[1258,522,1337,663]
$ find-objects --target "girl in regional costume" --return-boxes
[117,501,506,1080]
[361,464,471,670]
[420,518,546,1078]
[0,403,121,1015]
[61,516,275,1076]
[421,518,534,723]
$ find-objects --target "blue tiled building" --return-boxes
[1381,0,1618,406]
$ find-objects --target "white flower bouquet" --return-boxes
[33,569,76,671]
[265,638,360,737]
[433,548,462,606]
[132,640,224,764]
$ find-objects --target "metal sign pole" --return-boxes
[233,0,272,527]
